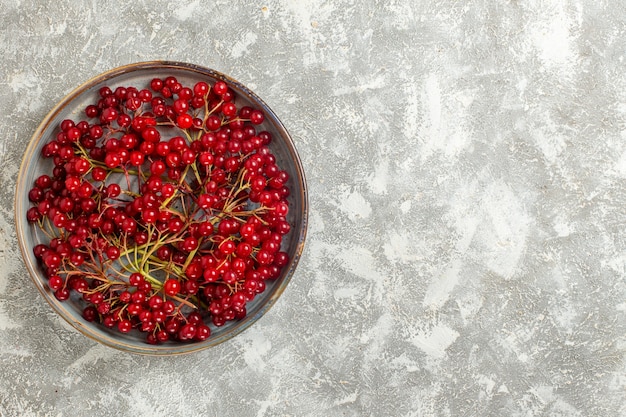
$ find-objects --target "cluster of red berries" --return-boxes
[26,75,292,344]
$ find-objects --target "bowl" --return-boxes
[15,61,308,355]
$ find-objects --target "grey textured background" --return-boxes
[1,1,625,416]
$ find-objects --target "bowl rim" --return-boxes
[14,61,308,355]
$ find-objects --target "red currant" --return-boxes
[163,279,181,297]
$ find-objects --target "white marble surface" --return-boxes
[1,1,626,416]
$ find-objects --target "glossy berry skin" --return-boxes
[163,279,181,297]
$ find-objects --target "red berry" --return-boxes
[178,323,196,341]
[129,273,143,287]
[48,275,63,291]
[163,279,180,297]
[176,114,193,129]
[179,236,198,253]
[150,78,163,91]
[106,246,120,260]
[194,324,211,341]
[119,291,132,303]
[222,102,237,117]
[193,81,209,96]
[250,110,265,125]
[141,126,160,143]
[54,288,70,301]
[118,320,132,333]
[173,98,189,114]
[213,81,228,96]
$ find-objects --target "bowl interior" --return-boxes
[15,61,308,355]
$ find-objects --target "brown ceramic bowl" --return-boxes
[15,61,308,355]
